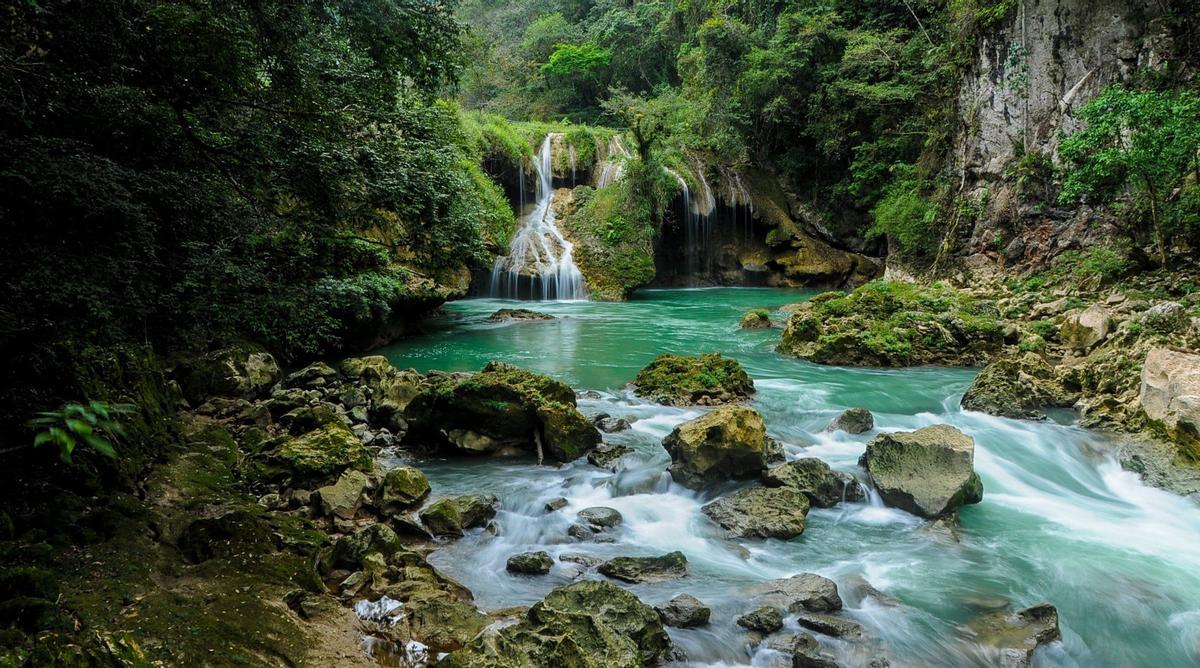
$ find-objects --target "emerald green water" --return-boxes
[376,289,1200,667]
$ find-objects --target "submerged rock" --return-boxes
[506,551,554,575]
[632,353,755,406]
[737,606,784,633]
[859,425,983,519]
[966,604,1061,668]
[598,551,688,583]
[656,594,710,628]
[419,495,499,537]
[594,415,631,433]
[795,612,864,639]
[440,580,672,667]
[762,458,864,508]
[404,361,600,462]
[828,407,874,434]
[587,444,634,468]
[663,405,774,489]
[961,352,1076,420]
[487,308,555,322]
[750,573,842,613]
[701,486,810,539]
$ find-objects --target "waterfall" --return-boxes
[488,135,587,301]
[595,136,631,189]
[666,168,714,283]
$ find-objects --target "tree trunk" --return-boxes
[1144,177,1168,268]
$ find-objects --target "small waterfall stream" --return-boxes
[667,168,715,283]
[488,134,587,300]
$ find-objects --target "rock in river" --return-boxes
[506,551,554,575]
[737,606,784,633]
[419,494,498,537]
[663,405,775,489]
[633,353,755,406]
[828,407,874,434]
[577,506,623,529]
[598,551,688,583]
[967,603,1061,668]
[656,593,710,628]
[858,424,983,519]
[749,573,842,613]
[702,486,810,539]
[487,308,555,322]
[762,458,864,508]
[961,352,1075,420]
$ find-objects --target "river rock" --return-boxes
[1059,304,1113,351]
[545,497,569,512]
[404,361,600,462]
[763,458,864,508]
[403,598,489,653]
[656,594,710,628]
[284,361,338,388]
[795,612,863,639]
[701,486,810,539]
[316,469,370,519]
[595,415,631,433]
[598,551,687,583]
[587,444,634,468]
[419,495,499,537]
[175,343,281,403]
[663,405,774,488]
[440,580,673,667]
[961,352,1076,420]
[577,506,623,529]
[1140,347,1200,449]
[487,308,555,322]
[377,465,431,516]
[251,421,371,483]
[859,425,983,519]
[506,551,554,575]
[966,604,1061,668]
[737,606,784,633]
[750,573,842,613]
[828,407,874,434]
[741,309,773,329]
[328,523,404,570]
[633,353,755,406]
[766,633,837,668]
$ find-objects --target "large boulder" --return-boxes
[762,458,864,508]
[404,361,599,462]
[632,353,755,406]
[419,495,499,537]
[506,551,554,575]
[315,469,371,519]
[859,425,983,518]
[656,594,710,628]
[663,405,774,489]
[1140,347,1200,453]
[701,486,810,539]
[1059,304,1113,351]
[749,573,842,613]
[598,551,688,583]
[377,465,431,516]
[251,422,371,483]
[961,352,1077,420]
[966,604,1061,668]
[736,606,783,633]
[828,407,873,434]
[175,344,281,403]
[440,580,672,667]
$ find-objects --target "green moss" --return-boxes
[560,184,657,301]
[633,353,755,406]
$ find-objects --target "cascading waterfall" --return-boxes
[488,134,587,300]
[595,136,631,188]
[667,168,714,282]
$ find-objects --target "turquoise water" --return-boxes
[376,289,1200,667]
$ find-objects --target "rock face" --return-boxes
[404,361,599,462]
[1059,304,1113,351]
[762,458,864,508]
[701,486,810,539]
[828,407,873,434]
[961,352,1077,419]
[1140,348,1200,452]
[663,405,774,488]
[967,604,1061,668]
[859,425,983,518]
[633,353,755,406]
[598,551,687,583]
[419,495,499,537]
[487,308,555,322]
[656,594,710,628]
[441,580,672,667]
[749,573,842,613]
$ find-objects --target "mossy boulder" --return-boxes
[779,281,1003,367]
[701,486,810,539]
[633,353,755,406]
[828,407,874,434]
[404,361,599,462]
[441,580,672,667]
[377,466,431,516]
[859,425,984,518]
[762,458,864,508]
[419,495,499,537]
[506,551,554,575]
[251,422,371,484]
[961,352,1077,419]
[405,598,489,652]
[315,469,370,519]
[557,185,658,302]
[656,593,710,628]
[740,309,773,329]
[597,551,687,583]
[662,405,774,489]
[329,524,405,570]
[1059,304,1113,351]
[175,343,281,403]
[487,308,555,322]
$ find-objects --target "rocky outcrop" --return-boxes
[1059,304,1114,352]
[487,308,555,322]
[961,352,1077,419]
[662,405,776,488]
[598,551,688,583]
[404,361,599,462]
[656,594,710,628]
[740,309,773,329]
[762,458,864,508]
[441,581,672,667]
[1140,348,1200,454]
[633,353,755,406]
[175,344,281,404]
[702,486,810,539]
[859,425,984,518]
[967,604,1061,668]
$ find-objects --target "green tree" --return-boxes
[1059,85,1200,266]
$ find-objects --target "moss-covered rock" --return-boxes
[177,510,276,563]
[961,352,1077,419]
[762,458,864,508]
[779,281,1004,367]
[175,343,281,403]
[740,309,773,329]
[441,580,672,667]
[558,185,658,301]
[251,422,371,484]
[967,604,1061,667]
[701,486,810,539]
[419,495,499,537]
[597,551,687,583]
[859,425,984,518]
[828,407,874,434]
[377,465,431,516]
[315,469,371,519]
[633,353,755,406]
[506,551,554,575]
[405,361,599,462]
[662,405,774,489]
[487,308,555,322]
[329,523,405,570]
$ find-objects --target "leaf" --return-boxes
[81,433,117,459]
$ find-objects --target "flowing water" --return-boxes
[488,135,586,300]
[374,289,1200,667]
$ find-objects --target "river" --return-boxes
[374,288,1200,667]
